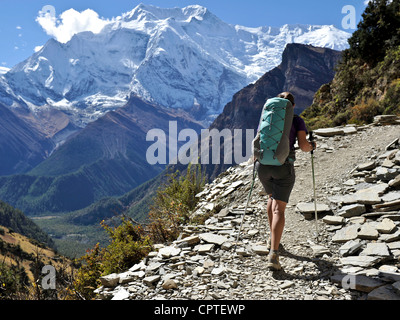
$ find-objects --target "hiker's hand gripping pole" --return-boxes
[309,131,319,241]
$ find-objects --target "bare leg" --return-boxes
[267,196,287,251]
[266,196,273,230]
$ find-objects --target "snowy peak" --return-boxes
[0,4,351,127]
[123,4,211,23]
[182,5,209,19]
[293,24,351,50]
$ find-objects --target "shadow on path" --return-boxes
[270,245,341,283]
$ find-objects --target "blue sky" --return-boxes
[0,0,369,68]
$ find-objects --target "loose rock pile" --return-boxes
[94,122,400,300]
[317,136,400,300]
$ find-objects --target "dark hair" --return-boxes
[277,92,295,106]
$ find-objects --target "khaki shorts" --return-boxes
[255,161,295,203]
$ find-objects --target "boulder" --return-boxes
[100,273,120,287]
[162,279,178,290]
[357,161,377,171]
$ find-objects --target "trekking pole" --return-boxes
[234,161,257,253]
[309,131,319,242]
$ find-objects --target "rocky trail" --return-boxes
[95,117,400,301]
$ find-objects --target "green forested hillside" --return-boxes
[0,200,54,248]
[302,0,400,128]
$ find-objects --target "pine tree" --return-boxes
[348,0,400,66]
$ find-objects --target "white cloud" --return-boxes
[36,8,110,43]
[16,26,22,30]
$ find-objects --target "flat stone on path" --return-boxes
[296,203,331,219]
[358,223,379,240]
[376,218,397,234]
[360,243,391,257]
[252,245,270,256]
[323,215,345,225]
[354,191,382,205]
[314,128,344,137]
[340,256,381,268]
[196,243,215,254]
[158,246,181,258]
[143,275,161,286]
[332,224,360,243]
[175,235,200,246]
[111,288,130,300]
[337,204,366,218]
[310,244,330,257]
[199,233,229,246]
[339,239,363,256]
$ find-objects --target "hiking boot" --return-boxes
[266,251,281,271]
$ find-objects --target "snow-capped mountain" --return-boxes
[0,4,351,126]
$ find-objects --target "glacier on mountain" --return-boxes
[0,4,351,126]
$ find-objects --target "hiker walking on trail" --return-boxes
[253,92,316,271]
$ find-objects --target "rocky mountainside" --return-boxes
[0,95,204,215]
[93,120,400,300]
[202,43,342,179]
[0,102,55,175]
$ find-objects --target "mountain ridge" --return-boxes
[0,95,204,215]
[0,4,351,177]
[1,4,350,128]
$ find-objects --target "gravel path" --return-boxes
[226,124,400,300]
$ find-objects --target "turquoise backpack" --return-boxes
[253,97,294,166]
